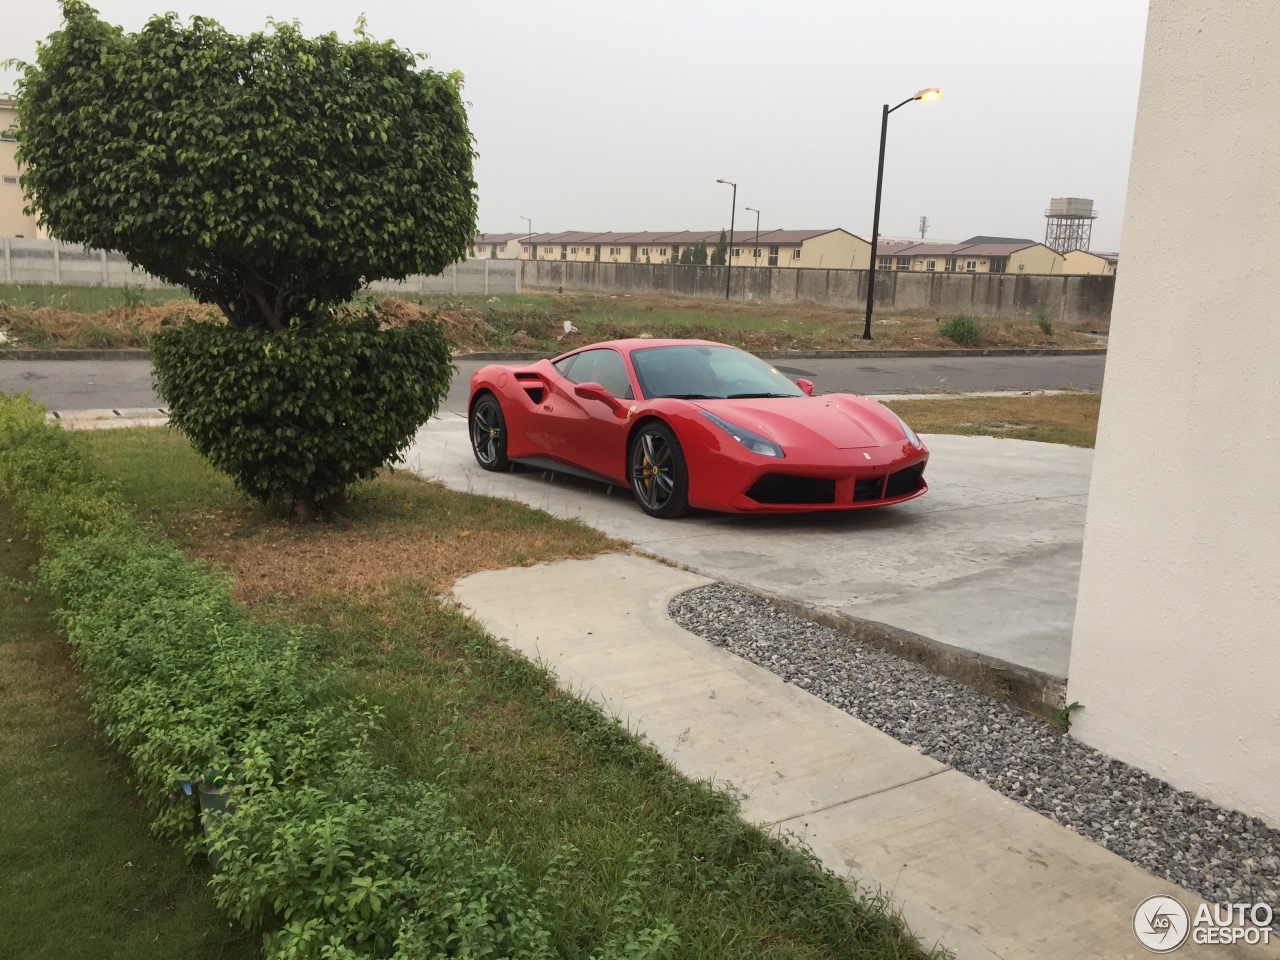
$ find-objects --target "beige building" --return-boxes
[880,236,1064,275]
[508,228,869,269]
[1061,249,1118,275]
[470,233,526,259]
[1068,0,1280,826]
[0,98,44,238]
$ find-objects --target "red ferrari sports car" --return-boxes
[467,339,928,518]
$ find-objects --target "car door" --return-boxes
[545,347,635,483]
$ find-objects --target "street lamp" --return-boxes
[862,87,940,340]
[716,178,737,299]
[745,206,761,267]
[520,216,533,261]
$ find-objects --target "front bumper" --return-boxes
[688,445,929,513]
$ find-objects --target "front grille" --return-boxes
[885,462,926,498]
[853,476,885,502]
[746,474,836,505]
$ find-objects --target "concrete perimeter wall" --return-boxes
[1067,0,1280,826]
[0,238,520,296]
[521,258,1113,325]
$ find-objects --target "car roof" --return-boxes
[554,338,729,362]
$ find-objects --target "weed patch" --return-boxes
[938,315,981,346]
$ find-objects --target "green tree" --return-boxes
[15,1,476,330]
[711,229,728,266]
[14,1,474,517]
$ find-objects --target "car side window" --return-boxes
[561,348,633,399]
[552,355,576,378]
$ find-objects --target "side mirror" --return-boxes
[796,378,814,396]
[574,381,625,413]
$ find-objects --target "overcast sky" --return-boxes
[3,1,1149,249]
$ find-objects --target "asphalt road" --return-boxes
[1,353,1107,415]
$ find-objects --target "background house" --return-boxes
[494,227,869,268]
[878,236,1064,274]
[1061,249,1118,275]
[0,98,44,239]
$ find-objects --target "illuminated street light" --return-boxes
[862,88,941,340]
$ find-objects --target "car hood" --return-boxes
[693,394,909,450]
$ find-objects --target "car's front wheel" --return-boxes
[469,392,511,471]
[629,421,690,518]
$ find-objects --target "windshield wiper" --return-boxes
[663,393,719,399]
[725,392,798,399]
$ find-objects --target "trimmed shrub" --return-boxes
[151,314,453,516]
[939,314,982,346]
[14,1,477,332]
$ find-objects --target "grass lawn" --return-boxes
[0,283,186,313]
[884,393,1102,447]
[78,427,942,959]
[0,501,258,959]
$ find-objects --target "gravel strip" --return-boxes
[669,583,1280,911]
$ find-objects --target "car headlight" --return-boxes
[700,410,784,458]
[891,411,923,450]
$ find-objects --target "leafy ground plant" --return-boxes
[0,502,257,960]
[938,314,982,346]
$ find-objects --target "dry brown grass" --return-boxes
[885,392,1102,447]
[0,299,217,348]
[87,428,623,604]
[3,288,1104,353]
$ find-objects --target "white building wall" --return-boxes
[1067,0,1280,826]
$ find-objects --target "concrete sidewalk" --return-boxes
[404,416,1090,691]
[455,553,1263,959]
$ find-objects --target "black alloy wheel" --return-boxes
[469,393,510,471]
[629,421,690,518]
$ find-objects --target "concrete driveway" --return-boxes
[403,417,1091,683]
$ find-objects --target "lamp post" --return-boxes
[520,216,533,261]
[716,178,736,299]
[745,206,760,267]
[862,87,940,341]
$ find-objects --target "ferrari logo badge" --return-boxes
[628,405,637,418]
[863,452,872,460]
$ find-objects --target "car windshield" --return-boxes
[630,344,806,400]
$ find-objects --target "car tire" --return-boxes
[629,421,690,519]
[469,392,511,471]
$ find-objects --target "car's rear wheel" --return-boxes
[629,421,689,519]
[469,392,511,471]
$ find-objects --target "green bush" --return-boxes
[1,393,683,959]
[939,314,982,346]
[151,314,454,516]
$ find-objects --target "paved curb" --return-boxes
[745,586,1068,720]
[2,346,1105,362]
[630,547,1070,721]
[0,348,151,360]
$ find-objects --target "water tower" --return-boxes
[1043,197,1097,253]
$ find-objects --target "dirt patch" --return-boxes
[168,472,621,605]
